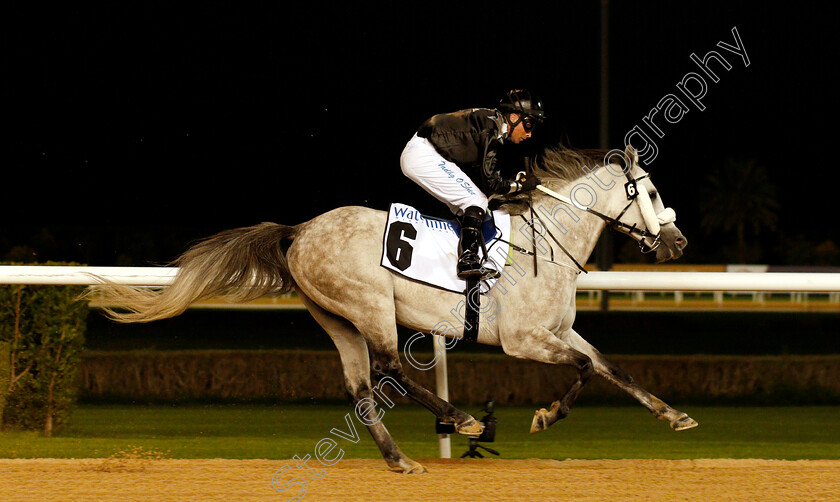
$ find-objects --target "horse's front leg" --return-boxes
[500,326,594,433]
[560,328,698,431]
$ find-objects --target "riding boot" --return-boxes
[457,206,500,280]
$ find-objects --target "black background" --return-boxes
[5,2,838,266]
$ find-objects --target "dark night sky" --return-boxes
[4,2,838,266]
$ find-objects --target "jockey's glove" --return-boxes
[511,174,541,194]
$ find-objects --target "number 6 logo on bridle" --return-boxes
[624,180,638,200]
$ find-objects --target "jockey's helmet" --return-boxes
[498,89,545,125]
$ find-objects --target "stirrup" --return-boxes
[457,254,501,280]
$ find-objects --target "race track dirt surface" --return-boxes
[2,458,838,501]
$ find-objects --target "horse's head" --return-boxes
[614,147,687,263]
[528,144,687,264]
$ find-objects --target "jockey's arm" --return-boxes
[483,148,540,195]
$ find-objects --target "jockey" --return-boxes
[400,89,545,280]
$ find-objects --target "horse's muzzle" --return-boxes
[656,225,687,262]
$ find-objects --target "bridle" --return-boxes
[517,147,677,272]
[594,172,672,254]
[612,147,677,253]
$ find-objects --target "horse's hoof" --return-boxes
[388,458,427,474]
[403,461,427,474]
[455,417,484,437]
[671,414,699,431]
[530,408,549,434]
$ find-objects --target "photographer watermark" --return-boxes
[625,26,749,165]
[271,377,407,501]
[274,24,751,499]
[402,25,750,369]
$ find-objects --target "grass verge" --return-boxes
[1,404,838,460]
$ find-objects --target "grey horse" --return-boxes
[97,145,697,474]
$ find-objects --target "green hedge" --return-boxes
[0,262,88,435]
[77,350,840,406]
[0,341,9,416]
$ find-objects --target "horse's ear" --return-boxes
[624,145,639,167]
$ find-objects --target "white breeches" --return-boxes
[400,134,488,216]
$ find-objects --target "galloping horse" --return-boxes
[97,145,697,473]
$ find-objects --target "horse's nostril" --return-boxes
[675,237,687,249]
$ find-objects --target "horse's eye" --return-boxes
[649,191,658,200]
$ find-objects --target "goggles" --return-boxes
[521,116,538,133]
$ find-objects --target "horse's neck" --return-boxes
[526,174,628,267]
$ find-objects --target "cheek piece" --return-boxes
[636,185,660,236]
[635,186,677,251]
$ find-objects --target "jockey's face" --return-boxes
[508,113,534,144]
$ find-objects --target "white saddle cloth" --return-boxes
[380,203,511,294]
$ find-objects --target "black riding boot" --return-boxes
[457,206,500,280]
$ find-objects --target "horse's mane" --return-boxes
[496,145,612,215]
[533,145,612,182]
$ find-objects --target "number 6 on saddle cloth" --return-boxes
[380,203,512,342]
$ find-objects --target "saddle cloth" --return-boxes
[380,203,511,294]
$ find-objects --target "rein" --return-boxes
[518,213,587,273]
[509,172,672,272]
[502,146,677,273]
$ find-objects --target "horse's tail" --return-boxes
[97,222,299,323]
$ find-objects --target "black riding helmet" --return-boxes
[498,89,545,133]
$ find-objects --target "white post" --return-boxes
[433,335,451,458]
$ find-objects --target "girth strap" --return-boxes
[463,278,480,343]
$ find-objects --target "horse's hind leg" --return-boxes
[368,344,484,437]
[353,318,483,436]
[297,291,426,473]
[560,328,698,431]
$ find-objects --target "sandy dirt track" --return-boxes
[2,458,839,501]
